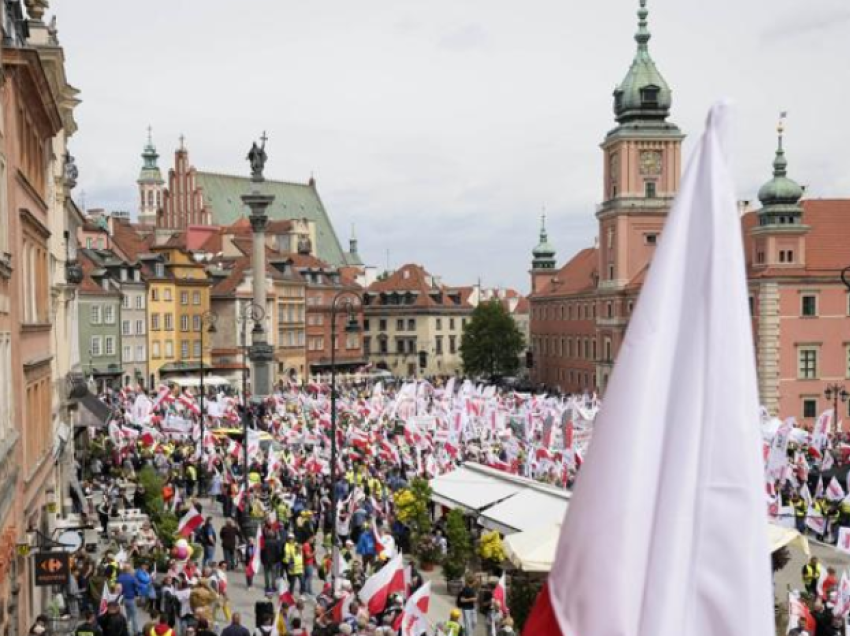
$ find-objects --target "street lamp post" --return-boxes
[329,289,361,590]
[238,301,264,493]
[825,384,849,429]
[198,311,218,495]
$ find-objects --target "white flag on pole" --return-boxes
[525,103,774,636]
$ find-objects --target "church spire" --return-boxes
[612,0,673,125]
[137,126,164,225]
[532,212,556,270]
[757,113,803,225]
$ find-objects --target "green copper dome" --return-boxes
[613,0,672,124]
[532,215,556,270]
[758,121,803,225]
[138,127,164,184]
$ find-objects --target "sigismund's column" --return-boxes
[244,134,275,400]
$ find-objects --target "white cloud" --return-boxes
[54,0,850,291]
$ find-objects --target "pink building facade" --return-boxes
[529,1,850,426]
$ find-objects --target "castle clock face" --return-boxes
[640,150,663,176]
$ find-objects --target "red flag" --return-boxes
[359,553,405,615]
[176,506,203,537]
[246,524,262,579]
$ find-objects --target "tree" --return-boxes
[443,509,472,582]
[460,300,526,377]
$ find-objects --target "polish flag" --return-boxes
[525,105,774,636]
[788,591,816,634]
[330,592,353,623]
[233,485,246,512]
[179,393,200,415]
[246,524,262,579]
[152,384,174,410]
[98,581,110,616]
[827,476,846,502]
[838,528,850,555]
[177,506,204,537]
[396,581,431,636]
[492,573,509,616]
[277,575,295,607]
[359,553,405,615]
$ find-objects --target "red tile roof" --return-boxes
[534,248,598,298]
[110,220,150,263]
[367,264,471,308]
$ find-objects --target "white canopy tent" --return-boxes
[170,376,234,388]
[504,522,810,573]
[429,465,523,512]
[478,489,570,535]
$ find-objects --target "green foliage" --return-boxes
[395,477,434,563]
[443,509,472,582]
[508,571,545,633]
[137,466,165,517]
[156,512,179,549]
[460,300,526,378]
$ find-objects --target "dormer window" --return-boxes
[641,86,660,107]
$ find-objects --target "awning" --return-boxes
[429,466,522,512]
[169,375,235,388]
[503,522,810,573]
[478,489,569,535]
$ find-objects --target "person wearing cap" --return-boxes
[445,609,464,636]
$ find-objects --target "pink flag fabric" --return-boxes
[526,104,774,636]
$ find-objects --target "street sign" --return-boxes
[34,552,69,586]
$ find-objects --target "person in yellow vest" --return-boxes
[284,536,305,595]
[802,556,822,596]
[791,494,807,533]
[445,609,465,636]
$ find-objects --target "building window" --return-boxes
[605,338,612,362]
[180,315,189,332]
[408,318,415,331]
[193,291,201,305]
[136,344,145,361]
[155,263,165,277]
[645,181,656,198]
[122,320,130,336]
[801,295,817,317]
[165,313,174,330]
[105,336,115,356]
[363,337,371,354]
[104,305,115,324]
[135,294,144,310]
[436,318,442,331]
[379,319,387,331]
[164,288,172,301]
[363,319,370,331]
[449,336,457,354]
[798,348,818,380]
[180,291,189,305]
[193,340,201,358]
[379,338,388,354]
[123,345,132,362]
[152,342,161,358]
[803,399,818,419]
[136,319,144,335]
[645,233,658,246]
[435,336,443,355]
[181,341,189,359]
[396,319,404,331]
[151,288,159,301]
[193,315,201,332]
[151,313,160,330]
[122,295,130,309]
[396,339,405,354]
[90,336,102,357]
[592,339,597,361]
[165,341,174,358]
[450,318,456,330]
[606,302,612,318]
[346,333,358,350]
[90,305,101,324]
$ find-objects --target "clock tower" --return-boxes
[595,0,684,392]
[597,0,684,290]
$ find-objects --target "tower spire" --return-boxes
[773,112,788,177]
[636,0,650,51]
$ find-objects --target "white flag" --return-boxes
[827,477,845,502]
[837,528,850,555]
[525,103,774,636]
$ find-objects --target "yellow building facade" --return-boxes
[145,246,211,384]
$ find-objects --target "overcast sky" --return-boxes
[56,0,850,292]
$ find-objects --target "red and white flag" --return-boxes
[397,581,431,636]
[525,105,774,636]
[837,528,850,555]
[835,572,850,618]
[827,476,845,502]
[176,506,204,537]
[246,524,262,579]
[359,553,405,615]
[492,573,509,616]
[98,581,110,616]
